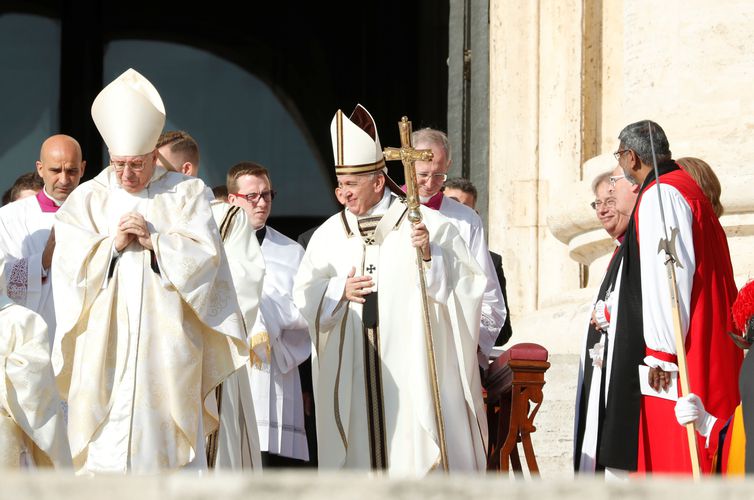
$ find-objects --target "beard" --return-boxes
[622,167,640,186]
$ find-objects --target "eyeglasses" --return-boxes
[232,190,276,203]
[416,172,448,182]
[609,174,625,187]
[590,198,616,210]
[111,159,147,172]
[613,149,629,161]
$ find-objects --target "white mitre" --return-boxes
[91,68,166,156]
[330,104,386,175]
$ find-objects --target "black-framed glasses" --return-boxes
[590,198,616,210]
[232,190,276,203]
[613,149,629,161]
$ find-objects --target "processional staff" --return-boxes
[383,116,449,472]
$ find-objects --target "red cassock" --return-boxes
[634,167,742,474]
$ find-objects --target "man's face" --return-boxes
[229,174,272,229]
[112,151,156,194]
[443,187,476,210]
[594,182,619,238]
[36,137,86,202]
[609,165,638,237]
[337,173,383,216]
[615,144,640,186]
[414,141,449,198]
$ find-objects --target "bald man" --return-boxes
[0,134,85,342]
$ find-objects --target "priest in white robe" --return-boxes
[0,262,71,469]
[227,162,311,465]
[293,105,488,475]
[408,128,507,366]
[51,68,249,474]
[0,134,86,343]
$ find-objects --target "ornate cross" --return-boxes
[383,116,434,224]
[366,264,376,274]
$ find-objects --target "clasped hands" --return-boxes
[115,212,153,252]
[342,222,430,303]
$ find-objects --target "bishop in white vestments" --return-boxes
[51,69,249,474]
[293,105,488,476]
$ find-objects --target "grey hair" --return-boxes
[618,120,672,165]
[591,171,612,196]
[412,128,451,162]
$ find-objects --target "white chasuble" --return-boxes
[209,201,264,471]
[0,194,57,341]
[250,225,310,461]
[51,166,249,474]
[294,194,488,476]
[0,296,71,469]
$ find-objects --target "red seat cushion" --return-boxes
[508,342,548,361]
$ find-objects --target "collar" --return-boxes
[37,188,62,212]
[255,225,267,246]
[400,184,444,211]
[343,195,407,244]
[420,192,444,210]
[357,188,392,217]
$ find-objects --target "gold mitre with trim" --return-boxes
[91,68,166,157]
[330,104,386,175]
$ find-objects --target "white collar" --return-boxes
[356,189,393,217]
[42,187,63,206]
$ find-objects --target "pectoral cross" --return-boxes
[383,116,433,224]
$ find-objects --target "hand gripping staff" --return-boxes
[383,117,449,472]
[648,121,701,478]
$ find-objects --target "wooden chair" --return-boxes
[484,342,550,475]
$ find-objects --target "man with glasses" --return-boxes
[411,128,507,369]
[574,169,639,476]
[598,120,741,475]
[51,69,249,474]
[294,105,487,474]
[227,162,311,467]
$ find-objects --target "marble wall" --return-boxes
[489,0,754,475]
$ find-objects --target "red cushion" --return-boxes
[508,342,548,361]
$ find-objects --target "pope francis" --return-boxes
[293,105,488,475]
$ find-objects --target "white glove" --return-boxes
[674,393,717,439]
